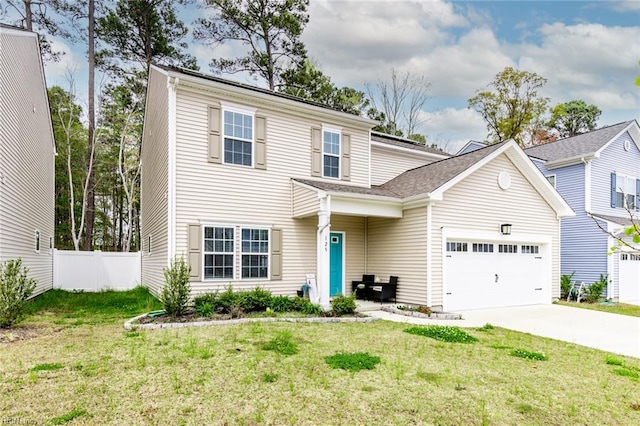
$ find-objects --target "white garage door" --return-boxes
[619,252,640,305]
[444,241,548,311]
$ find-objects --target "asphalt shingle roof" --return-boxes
[591,213,636,227]
[524,121,633,162]
[379,142,505,197]
[371,132,450,156]
[293,179,401,198]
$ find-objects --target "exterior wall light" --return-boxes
[500,223,512,235]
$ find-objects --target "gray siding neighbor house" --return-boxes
[526,120,640,304]
[0,24,56,295]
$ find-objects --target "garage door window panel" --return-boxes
[498,244,518,253]
[472,243,494,253]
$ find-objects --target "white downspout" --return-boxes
[167,77,178,263]
[582,158,591,213]
[426,202,433,307]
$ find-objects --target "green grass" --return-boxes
[404,325,478,343]
[1,291,640,424]
[31,363,64,372]
[261,330,298,355]
[555,300,640,317]
[325,352,381,372]
[24,287,161,324]
[510,349,549,361]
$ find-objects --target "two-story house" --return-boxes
[141,65,572,311]
[525,120,640,304]
[0,24,55,295]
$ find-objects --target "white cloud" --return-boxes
[43,38,83,85]
[612,1,640,11]
[419,107,487,152]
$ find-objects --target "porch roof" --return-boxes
[293,178,401,199]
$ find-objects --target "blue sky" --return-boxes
[17,0,640,151]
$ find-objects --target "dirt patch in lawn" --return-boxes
[0,324,63,344]
[136,310,369,325]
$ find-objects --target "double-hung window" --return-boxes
[223,109,253,166]
[241,228,269,279]
[204,227,235,279]
[323,129,340,178]
[614,174,637,209]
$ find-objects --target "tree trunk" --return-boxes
[84,0,96,251]
[24,0,33,30]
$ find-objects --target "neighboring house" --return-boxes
[525,120,640,304]
[456,140,487,155]
[0,24,55,295]
[141,65,572,311]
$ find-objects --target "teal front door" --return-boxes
[329,232,344,296]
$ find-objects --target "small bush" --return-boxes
[161,257,191,317]
[560,272,575,300]
[196,302,213,317]
[269,295,294,312]
[262,330,298,355]
[0,258,37,328]
[216,286,241,312]
[325,352,381,372]
[584,274,607,304]
[510,349,548,361]
[238,287,272,312]
[404,325,478,343]
[330,294,356,316]
[193,292,218,310]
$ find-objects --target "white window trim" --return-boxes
[201,223,273,281]
[222,105,255,168]
[614,173,637,210]
[546,174,556,188]
[203,225,236,281]
[322,125,342,179]
[240,227,271,281]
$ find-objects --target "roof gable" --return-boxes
[524,120,640,165]
[371,132,450,157]
[456,140,487,155]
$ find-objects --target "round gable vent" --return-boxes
[497,171,511,190]
[624,140,631,151]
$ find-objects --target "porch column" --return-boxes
[317,196,331,309]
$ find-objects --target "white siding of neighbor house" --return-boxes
[367,208,428,304]
[430,153,560,307]
[140,68,170,296]
[370,145,436,185]
[292,184,319,218]
[171,86,372,295]
[0,28,55,296]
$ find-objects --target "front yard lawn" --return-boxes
[1,289,639,424]
[555,300,640,317]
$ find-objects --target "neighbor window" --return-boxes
[323,130,340,178]
[223,110,253,166]
[546,175,556,188]
[614,174,636,209]
[241,228,269,279]
[204,227,235,279]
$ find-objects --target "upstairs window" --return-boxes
[223,110,253,166]
[612,173,637,210]
[323,130,340,178]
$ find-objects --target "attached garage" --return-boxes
[444,240,549,311]
[619,252,640,305]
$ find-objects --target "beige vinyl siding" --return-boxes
[330,215,365,294]
[367,208,428,304]
[0,29,55,295]
[430,153,560,307]
[140,68,170,296]
[173,88,373,294]
[371,145,435,185]
[292,184,319,218]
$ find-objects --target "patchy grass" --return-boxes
[261,330,298,356]
[404,325,478,343]
[555,300,640,317]
[510,349,549,361]
[1,293,640,424]
[325,352,381,372]
[30,363,64,372]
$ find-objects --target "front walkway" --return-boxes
[363,304,640,359]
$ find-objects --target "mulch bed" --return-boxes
[137,309,368,325]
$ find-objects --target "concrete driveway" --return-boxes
[367,304,640,358]
[458,305,640,358]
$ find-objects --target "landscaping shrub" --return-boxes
[325,352,381,372]
[269,295,294,312]
[193,292,218,311]
[560,272,575,300]
[403,325,478,343]
[238,287,272,312]
[330,293,356,316]
[161,257,191,317]
[195,302,213,317]
[584,274,607,304]
[216,285,241,313]
[510,349,548,361]
[0,258,37,328]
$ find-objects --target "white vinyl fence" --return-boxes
[53,249,141,291]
